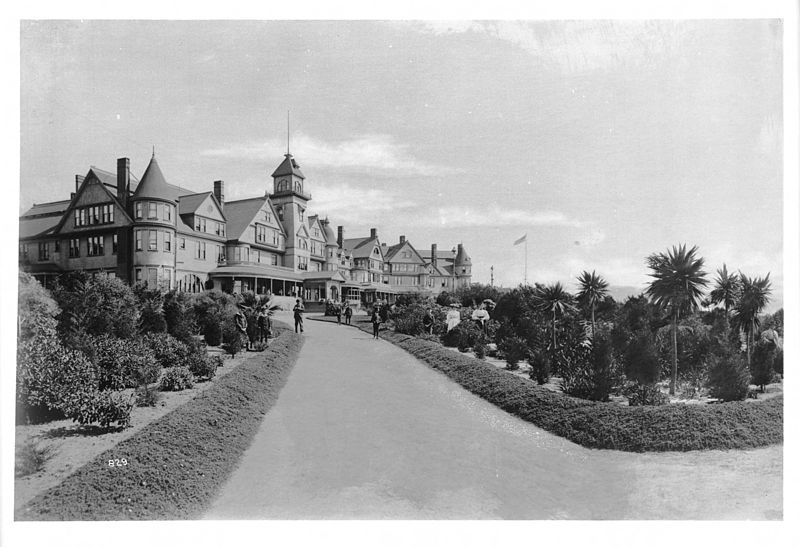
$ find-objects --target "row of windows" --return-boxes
[255,224,281,246]
[388,263,421,273]
[135,201,174,223]
[20,236,119,260]
[74,204,114,227]
[134,266,174,289]
[195,216,225,237]
[135,229,172,253]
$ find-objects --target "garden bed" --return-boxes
[310,315,783,452]
[15,326,303,520]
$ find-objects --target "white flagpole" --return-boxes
[524,238,528,286]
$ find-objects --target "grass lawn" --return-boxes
[311,314,783,452]
[15,326,304,520]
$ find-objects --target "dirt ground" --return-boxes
[14,346,258,511]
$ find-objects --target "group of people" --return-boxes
[330,300,354,326]
[233,305,274,351]
[422,301,493,335]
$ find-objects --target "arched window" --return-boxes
[294,180,302,193]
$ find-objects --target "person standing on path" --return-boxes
[293,299,305,333]
[335,301,342,325]
[235,309,250,350]
[344,302,352,325]
[422,308,434,335]
[370,307,381,339]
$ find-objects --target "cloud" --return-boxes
[400,20,689,74]
[420,205,583,228]
[310,182,418,225]
[201,133,460,177]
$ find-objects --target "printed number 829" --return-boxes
[108,458,128,467]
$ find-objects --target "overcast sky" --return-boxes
[19,19,783,308]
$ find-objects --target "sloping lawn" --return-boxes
[16,327,303,520]
[312,315,783,452]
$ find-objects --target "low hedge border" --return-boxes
[311,315,783,452]
[16,325,304,520]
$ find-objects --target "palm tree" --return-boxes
[732,273,772,365]
[535,282,576,356]
[709,263,741,315]
[645,244,708,395]
[576,270,609,339]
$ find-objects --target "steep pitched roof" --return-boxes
[178,192,212,216]
[419,248,457,261]
[222,196,278,240]
[384,240,425,263]
[455,244,471,266]
[270,153,305,179]
[132,156,179,202]
[320,219,337,245]
[89,166,140,193]
[342,236,383,259]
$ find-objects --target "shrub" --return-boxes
[135,386,161,407]
[160,366,195,391]
[142,332,190,368]
[89,335,159,390]
[528,349,551,385]
[623,330,661,385]
[17,272,60,341]
[443,320,483,349]
[187,352,218,381]
[222,321,245,357]
[16,335,97,424]
[707,353,750,402]
[211,354,225,369]
[65,390,135,429]
[623,383,669,406]
[393,303,446,336]
[15,440,55,477]
[163,290,197,344]
[498,335,527,370]
[559,334,616,402]
[193,290,237,346]
[134,284,167,334]
[473,341,487,359]
[751,340,777,392]
[52,272,140,340]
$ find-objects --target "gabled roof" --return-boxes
[270,153,305,179]
[428,263,452,277]
[132,156,179,202]
[222,196,285,241]
[384,240,425,263]
[342,236,383,259]
[178,192,211,215]
[296,224,310,238]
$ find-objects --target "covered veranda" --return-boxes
[208,264,304,298]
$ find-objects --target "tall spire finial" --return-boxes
[287,109,290,155]
[152,145,155,159]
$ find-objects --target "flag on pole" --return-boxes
[513,234,527,246]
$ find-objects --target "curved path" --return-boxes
[205,314,782,520]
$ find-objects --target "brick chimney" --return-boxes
[75,175,85,193]
[431,243,438,268]
[337,226,344,248]
[399,235,405,244]
[213,180,225,211]
[370,228,377,239]
[116,158,130,208]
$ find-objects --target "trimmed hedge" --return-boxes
[312,315,783,452]
[16,325,304,520]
